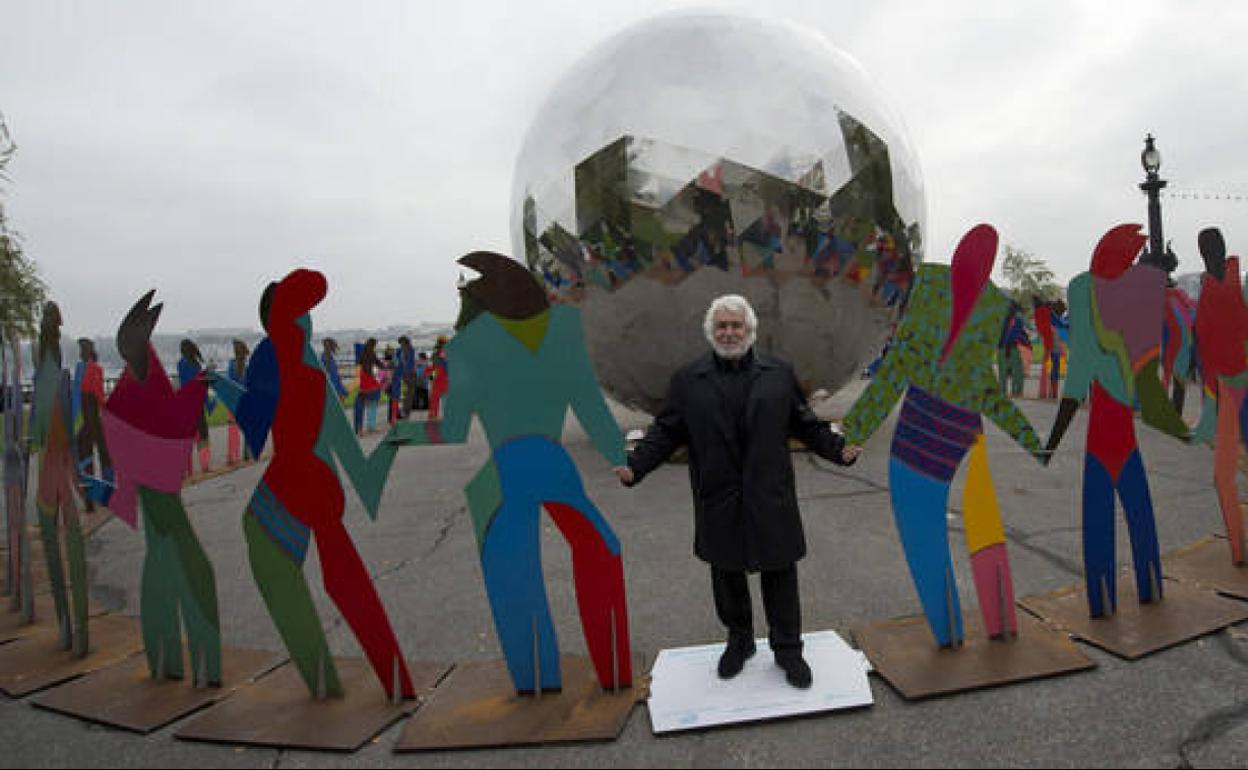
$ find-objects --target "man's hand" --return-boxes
[614,466,635,486]
[841,444,863,463]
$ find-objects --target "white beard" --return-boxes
[712,340,751,360]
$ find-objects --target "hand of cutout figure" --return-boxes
[1043,397,1080,461]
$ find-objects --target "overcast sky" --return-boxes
[2,1,1246,338]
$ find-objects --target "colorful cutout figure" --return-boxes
[843,224,1046,647]
[997,302,1030,398]
[1033,297,1063,399]
[30,301,89,654]
[102,292,222,685]
[1043,224,1190,617]
[216,270,413,701]
[391,252,632,694]
[74,338,112,506]
[1194,227,1248,564]
[3,332,32,620]
[222,339,250,465]
[176,339,213,475]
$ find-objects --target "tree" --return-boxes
[0,113,47,343]
[999,244,1062,312]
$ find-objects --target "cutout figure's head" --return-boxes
[259,281,277,332]
[117,290,162,381]
[38,300,62,366]
[77,337,96,363]
[1199,227,1227,281]
[455,251,549,331]
[271,269,327,346]
[232,339,249,363]
[1090,224,1146,279]
[941,223,997,363]
[180,339,203,368]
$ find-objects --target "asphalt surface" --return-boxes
[0,375,1243,768]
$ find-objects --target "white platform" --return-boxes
[647,629,873,733]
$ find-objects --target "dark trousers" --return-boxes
[711,564,803,660]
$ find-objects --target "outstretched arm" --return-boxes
[387,360,474,447]
[322,383,398,519]
[982,383,1046,464]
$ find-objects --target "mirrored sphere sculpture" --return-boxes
[511,11,926,413]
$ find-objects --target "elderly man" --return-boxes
[616,294,862,688]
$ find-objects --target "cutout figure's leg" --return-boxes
[142,501,184,679]
[480,503,561,692]
[141,488,221,685]
[62,494,88,657]
[1082,453,1118,617]
[244,513,341,697]
[962,435,1017,637]
[545,501,631,689]
[1117,451,1164,604]
[315,522,415,700]
[227,420,242,465]
[888,457,963,647]
[1215,384,1246,563]
[6,484,22,610]
[37,502,71,649]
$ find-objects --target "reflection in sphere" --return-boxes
[511,11,925,413]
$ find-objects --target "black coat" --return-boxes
[627,350,853,572]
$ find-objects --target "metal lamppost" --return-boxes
[1139,134,1176,272]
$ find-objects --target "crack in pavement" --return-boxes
[1175,631,1248,768]
[426,506,463,556]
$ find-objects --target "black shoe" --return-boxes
[776,655,812,689]
[717,641,756,679]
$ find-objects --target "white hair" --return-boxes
[703,294,758,350]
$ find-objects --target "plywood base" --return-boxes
[0,614,142,696]
[33,647,285,733]
[851,612,1094,700]
[175,657,448,752]
[1163,535,1248,600]
[395,656,643,751]
[1019,576,1248,659]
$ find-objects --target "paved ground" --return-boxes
[1,374,1244,768]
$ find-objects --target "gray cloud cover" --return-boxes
[2,0,1245,337]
